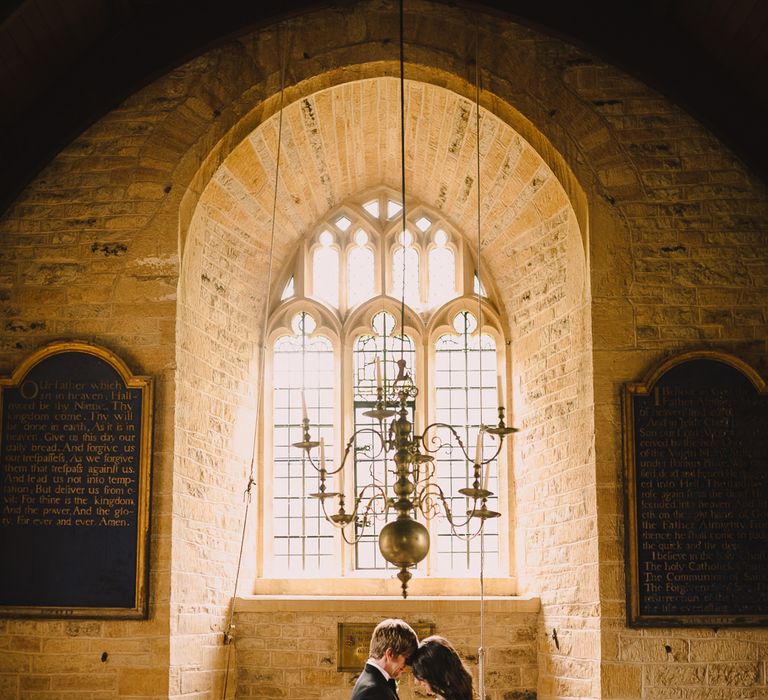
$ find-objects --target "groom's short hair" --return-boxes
[369,618,418,660]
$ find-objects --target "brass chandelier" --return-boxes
[292,0,517,598]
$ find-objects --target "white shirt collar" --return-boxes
[366,657,391,681]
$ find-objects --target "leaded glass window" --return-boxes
[265,188,508,580]
[433,311,499,574]
[428,230,455,307]
[352,311,416,570]
[271,312,335,574]
[313,231,339,308]
[392,230,420,308]
[348,229,375,307]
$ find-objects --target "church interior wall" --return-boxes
[1,2,767,699]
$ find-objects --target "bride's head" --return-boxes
[410,635,473,700]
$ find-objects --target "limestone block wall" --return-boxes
[502,203,598,699]
[232,597,539,699]
[567,53,768,700]
[1,1,768,699]
[0,70,183,694]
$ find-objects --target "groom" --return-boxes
[350,618,419,699]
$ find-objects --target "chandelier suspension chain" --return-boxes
[398,0,408,363]
[222,24,288,699]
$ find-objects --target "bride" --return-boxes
[409,635,474,700]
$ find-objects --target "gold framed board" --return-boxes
[0,341,153,618]
[337,622,436,672]
[624,350,768,627]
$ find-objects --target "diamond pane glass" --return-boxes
[335,215,352,231]
[415,216,432,232]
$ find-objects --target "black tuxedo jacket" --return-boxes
[350,663,398,700]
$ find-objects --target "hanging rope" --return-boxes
[473,17,489,700]
[221,23,288,700]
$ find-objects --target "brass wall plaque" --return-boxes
[0,341,153,618]
[338,622,436,672]
[624,350,768,627]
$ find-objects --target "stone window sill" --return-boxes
[234,593,540,614]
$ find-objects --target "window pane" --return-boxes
[392,244,419,308]
[433,313,499,575]
[335,215,352,231]
[387,199,402,219]
[352,311,416,571]
[281,276,295,300]
[313,246,339,308]
[272,312,335,575]
[415,216,432,232]
[428,246,456,307]
[363,200,380,218]
[473,273,487,296]
[348,244,375,307]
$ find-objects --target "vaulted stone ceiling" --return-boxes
[200,78,569,276]
[1,0,767,213]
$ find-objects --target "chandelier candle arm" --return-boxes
[484,405,519,436]
[293,417,319,451]
[297,373,512,595]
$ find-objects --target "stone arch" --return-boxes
[178,61,597,700]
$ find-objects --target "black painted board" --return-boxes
[626,354,768,626]
[0,346,150,616]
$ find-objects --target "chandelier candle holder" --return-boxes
[293,358,517,597]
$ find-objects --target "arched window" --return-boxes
[347,229,375,307]
[391,229,420,308]
[270,311,336,575]
[428,228,456,307]
[434,311,499,575]
[352,310,416,570]
[264,188,508,581]
[312,231,339,308]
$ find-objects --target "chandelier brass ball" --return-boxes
[378,517,430,569]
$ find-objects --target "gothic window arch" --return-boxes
[264,188,509,582]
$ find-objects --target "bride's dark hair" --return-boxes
[410,635,474,700]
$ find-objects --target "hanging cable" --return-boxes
[221,23,288,700]
[473,16,488,700]
[398,0,408,363]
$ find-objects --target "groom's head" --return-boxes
[369,619,418,679]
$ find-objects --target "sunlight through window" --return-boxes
[352,311,415,569]
[313,232,339,308]
[434,311,499,575]
[362,199,380,219]
[266,189,507,578]
[272,312,335,575]
[392,231,419,308]
[348,230,375,307]
[428,231,455,307]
